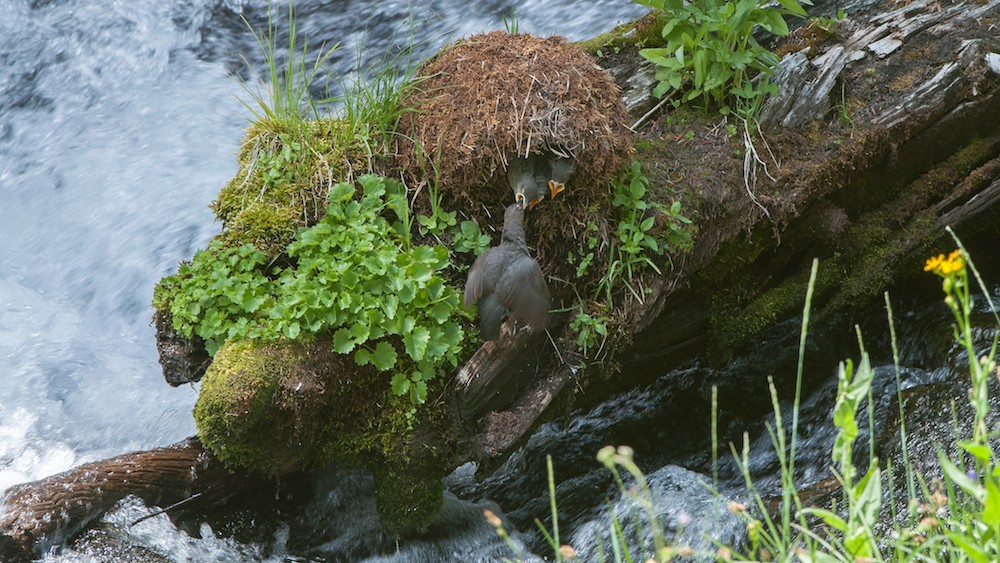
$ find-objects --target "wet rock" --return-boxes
[152,308,209,386]
[569,465,746,561]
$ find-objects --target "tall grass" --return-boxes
[485,242,1000,562]
[325,11,429,159]
[235,0,423,147]
[237,1,335,126]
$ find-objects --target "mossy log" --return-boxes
[472,0,1000,452]
[3,0,1000,557]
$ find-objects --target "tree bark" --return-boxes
[0,438,239,562]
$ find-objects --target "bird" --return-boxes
[506,151,576,209]
[464,203,551,341]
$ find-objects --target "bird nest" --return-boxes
[394,31,633,216]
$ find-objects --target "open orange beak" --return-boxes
[548,180,565,198]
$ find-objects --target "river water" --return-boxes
[0,0,647,560]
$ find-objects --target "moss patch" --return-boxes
[194,338,385,474]
[212,118,377,254]
[576,11,664,55]
[373,465,445,533]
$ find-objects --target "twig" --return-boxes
[630,91,678,131]
[129,492,204,526]
[545,328,566,366]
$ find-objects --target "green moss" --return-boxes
[701,136,999,358]
[194,338,385,474]
[576,11,664,55]
[194,336,451,527]
[321,380,451,531]
[373,467,444,533]
[212,117,373,249]
[218,202,302,254]
[194,339,293,473]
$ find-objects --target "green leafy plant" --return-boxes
[417,206,458,236]
[922,238,1000,561]
[598,159,693,306]
[452,220,492,256]
[416,178,458,236]
[567,213,601,280]
[562,161,692,356]
[160,174,465,404]
[635,0,808,118]
[570,309,610,357]
[810,8,846,35]
[800,352,882,559]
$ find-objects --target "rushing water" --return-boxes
[0,0,647,560]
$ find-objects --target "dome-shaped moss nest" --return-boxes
[394,31,633,216]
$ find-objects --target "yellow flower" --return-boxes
[924,253,944,272]
[483,509,503,528]
[924,249,964,276]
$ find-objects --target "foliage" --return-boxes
[452,220,492,256]
[726,242,1000,561]
[326,15,427,160]
[161,174,465,404]
[416,184,458,236]
[923,241,1000,561]
[799,353,882,559]
[810,8,846,35]
[237,1,335,125]
[503,8,519,34]
[634,0,808,117]
[599,159,693,308]
[564,159,692,356]
[570,309,609,357]
[509,243,1000,561]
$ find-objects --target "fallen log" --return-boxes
[0,438,237,562]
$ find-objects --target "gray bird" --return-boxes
[507,152,576,209]
[464,203,551,341]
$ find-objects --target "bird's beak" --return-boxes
[515,191,527,209]
[548,180,565,199]
[528,196,543,210]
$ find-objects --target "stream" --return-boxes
[1,0,994,561]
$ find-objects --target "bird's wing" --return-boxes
[497,253,551,331]
[463,249,496,309]
[476,293,507,341]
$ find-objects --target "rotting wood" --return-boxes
[0,438,239,562]
[453,320,551,422]
[759,0,1000,130]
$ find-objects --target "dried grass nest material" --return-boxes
[395,31,633,212]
